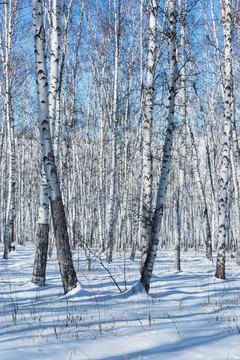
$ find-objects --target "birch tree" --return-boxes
[32,0,77,294]
[1,0,16,259]
[49,0,60,145]
[231,123,240,265]
[32,0,61,286]
[106,0,120,263]
[140,0,157,272]
[32,166,49,286]
[186,108,213,260]
[215,0,232,279]
[175,0,188,270]
[141,0,178,293]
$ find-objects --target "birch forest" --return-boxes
[1,0,240,296]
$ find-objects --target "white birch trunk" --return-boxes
[231,127,240,264]
[32,0,77,294]
[3,113,14,258]
[32,166,49,286]
[32,0,60,285]
[215,0,232,279]
[98,66,107,251]
[140,0,157,272]
[130,0,144,261]
[3,0,15,259]
[106,0,120,263]
[49,0,60,145]
[140,0,178,292]
[174,0,188,270]
[186,116,212,260]
[175,189,181,270]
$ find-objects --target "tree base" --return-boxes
[3,251,8,259]
[32,223,49,287]
[51,197,77,294]
[31,275,45,286]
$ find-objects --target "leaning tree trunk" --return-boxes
[215,0,232,279]
[140,0,178,293]
[32,0,60,286]
[32,0,77,294]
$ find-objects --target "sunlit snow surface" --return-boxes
[1,244,240,360]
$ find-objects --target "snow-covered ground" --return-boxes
[1,243,240,360]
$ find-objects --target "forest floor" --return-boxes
[1,243,240,360]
